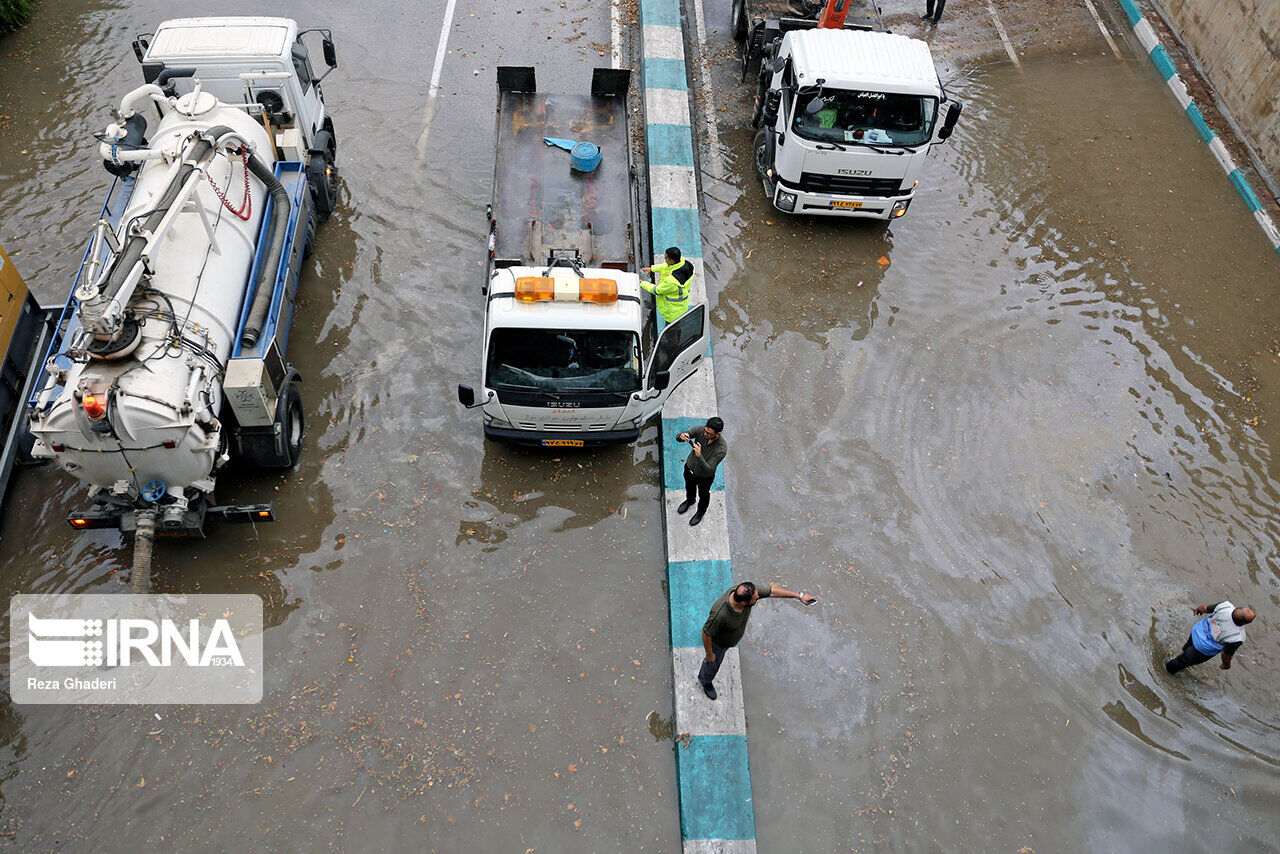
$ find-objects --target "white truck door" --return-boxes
[290,40,324,141]
[638,304,708,420]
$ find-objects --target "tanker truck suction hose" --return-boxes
[239,147,290,348]
[130,509,157,594]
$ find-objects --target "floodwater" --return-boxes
[0,1,1278,853]
[0,0,678,851]
[696,7,1280,851]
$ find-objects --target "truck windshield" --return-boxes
[792,91,937,147]
[487,329,641,398]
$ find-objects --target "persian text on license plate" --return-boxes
[832,201,863,209]
[543,439,584,447]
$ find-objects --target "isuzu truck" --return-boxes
[738,0,962,219]
[457,67,708,448]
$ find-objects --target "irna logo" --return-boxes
[27,612,245,668]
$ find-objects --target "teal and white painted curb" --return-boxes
[1116,0,1280,255]
[639,0,758,850]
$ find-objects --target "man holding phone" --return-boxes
[676,417,727,527]
[698,581,819,700]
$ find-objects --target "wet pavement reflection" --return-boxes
[1,0,1278,850]
[0,0,677,850]
[701,45,1280,851]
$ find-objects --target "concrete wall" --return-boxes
[1155,0,1280,186]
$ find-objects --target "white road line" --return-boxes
[611,0,622,69]
[415,0,460,160]
[690,0,724,179]
[1080,0,1123,59]
[986,0,1021,68]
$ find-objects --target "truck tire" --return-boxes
[754,129,772,182]
[307,150,337,223]
[233,383,304,469]
[280,384,304,467]
[302,206,317,259]
[731,0,748,42]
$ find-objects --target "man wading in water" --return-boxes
[1166,599,1255,675]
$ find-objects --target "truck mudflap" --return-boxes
[484,425,641,448]
[67,503,275,535]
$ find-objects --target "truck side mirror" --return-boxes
[761,90,781,126]
[322,38,337,68]
[457,384,475,407]
[652,371,671,392]
[938,100,962,140]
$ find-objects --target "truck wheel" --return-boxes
[280,384,304,468]
[731,0,748,42]
[232,383,304,469]
[754,129,771,181]
[307,151,337,222]
[303,207,317,259]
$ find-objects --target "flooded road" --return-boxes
[0,1,678,850]
[2,0,1279,852]
[694,3,1280,850]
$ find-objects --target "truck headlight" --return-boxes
[891,199,910,218]
[483,414,512,430]
[777,190,797,212]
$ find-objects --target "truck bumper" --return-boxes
[771,181,913,220]
[484,425,640,448]
[67,503,274,535]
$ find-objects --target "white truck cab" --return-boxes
[133,17,339,218]
[462,264,706,447]
[752,28,961,219]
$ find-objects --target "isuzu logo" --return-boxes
[837,169,873,176]
[547,401,580,408]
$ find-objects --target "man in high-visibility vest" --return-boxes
[640,246,693,323]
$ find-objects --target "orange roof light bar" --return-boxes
[577,278,618,304]
[514,276,556,302]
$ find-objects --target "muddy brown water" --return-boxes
[0,1,676,851]
[1,0,1278,852]
[695,3,1280,847]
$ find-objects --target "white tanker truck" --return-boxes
[24,17,339,579]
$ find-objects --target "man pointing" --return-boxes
[698,581,818,700]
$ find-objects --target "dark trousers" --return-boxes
[1166,633,1214,674]
[698,641,729,687]
[925,0,946,21]
[684,467,714,515]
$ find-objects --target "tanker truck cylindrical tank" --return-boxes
[31,94,278,502]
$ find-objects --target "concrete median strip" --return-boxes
[1116,0,1280,255]
[639,0,758,849]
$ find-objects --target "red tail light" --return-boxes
[162,440,177,448]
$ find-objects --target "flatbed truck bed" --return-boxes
[489,67,635,272]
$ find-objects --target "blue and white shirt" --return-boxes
[1190,601,1246,656]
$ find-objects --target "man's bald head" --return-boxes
[1233,607,1255,625]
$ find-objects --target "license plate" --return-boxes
[542,439,584,447]
[832,200,863,209]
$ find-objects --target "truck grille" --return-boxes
[517,422,613,431]
[797,173,908,197]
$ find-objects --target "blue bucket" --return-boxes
[570,141,602,172]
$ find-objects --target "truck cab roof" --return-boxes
[487,266,644,332]
[787,29,941,97]
[147,17,298,62]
